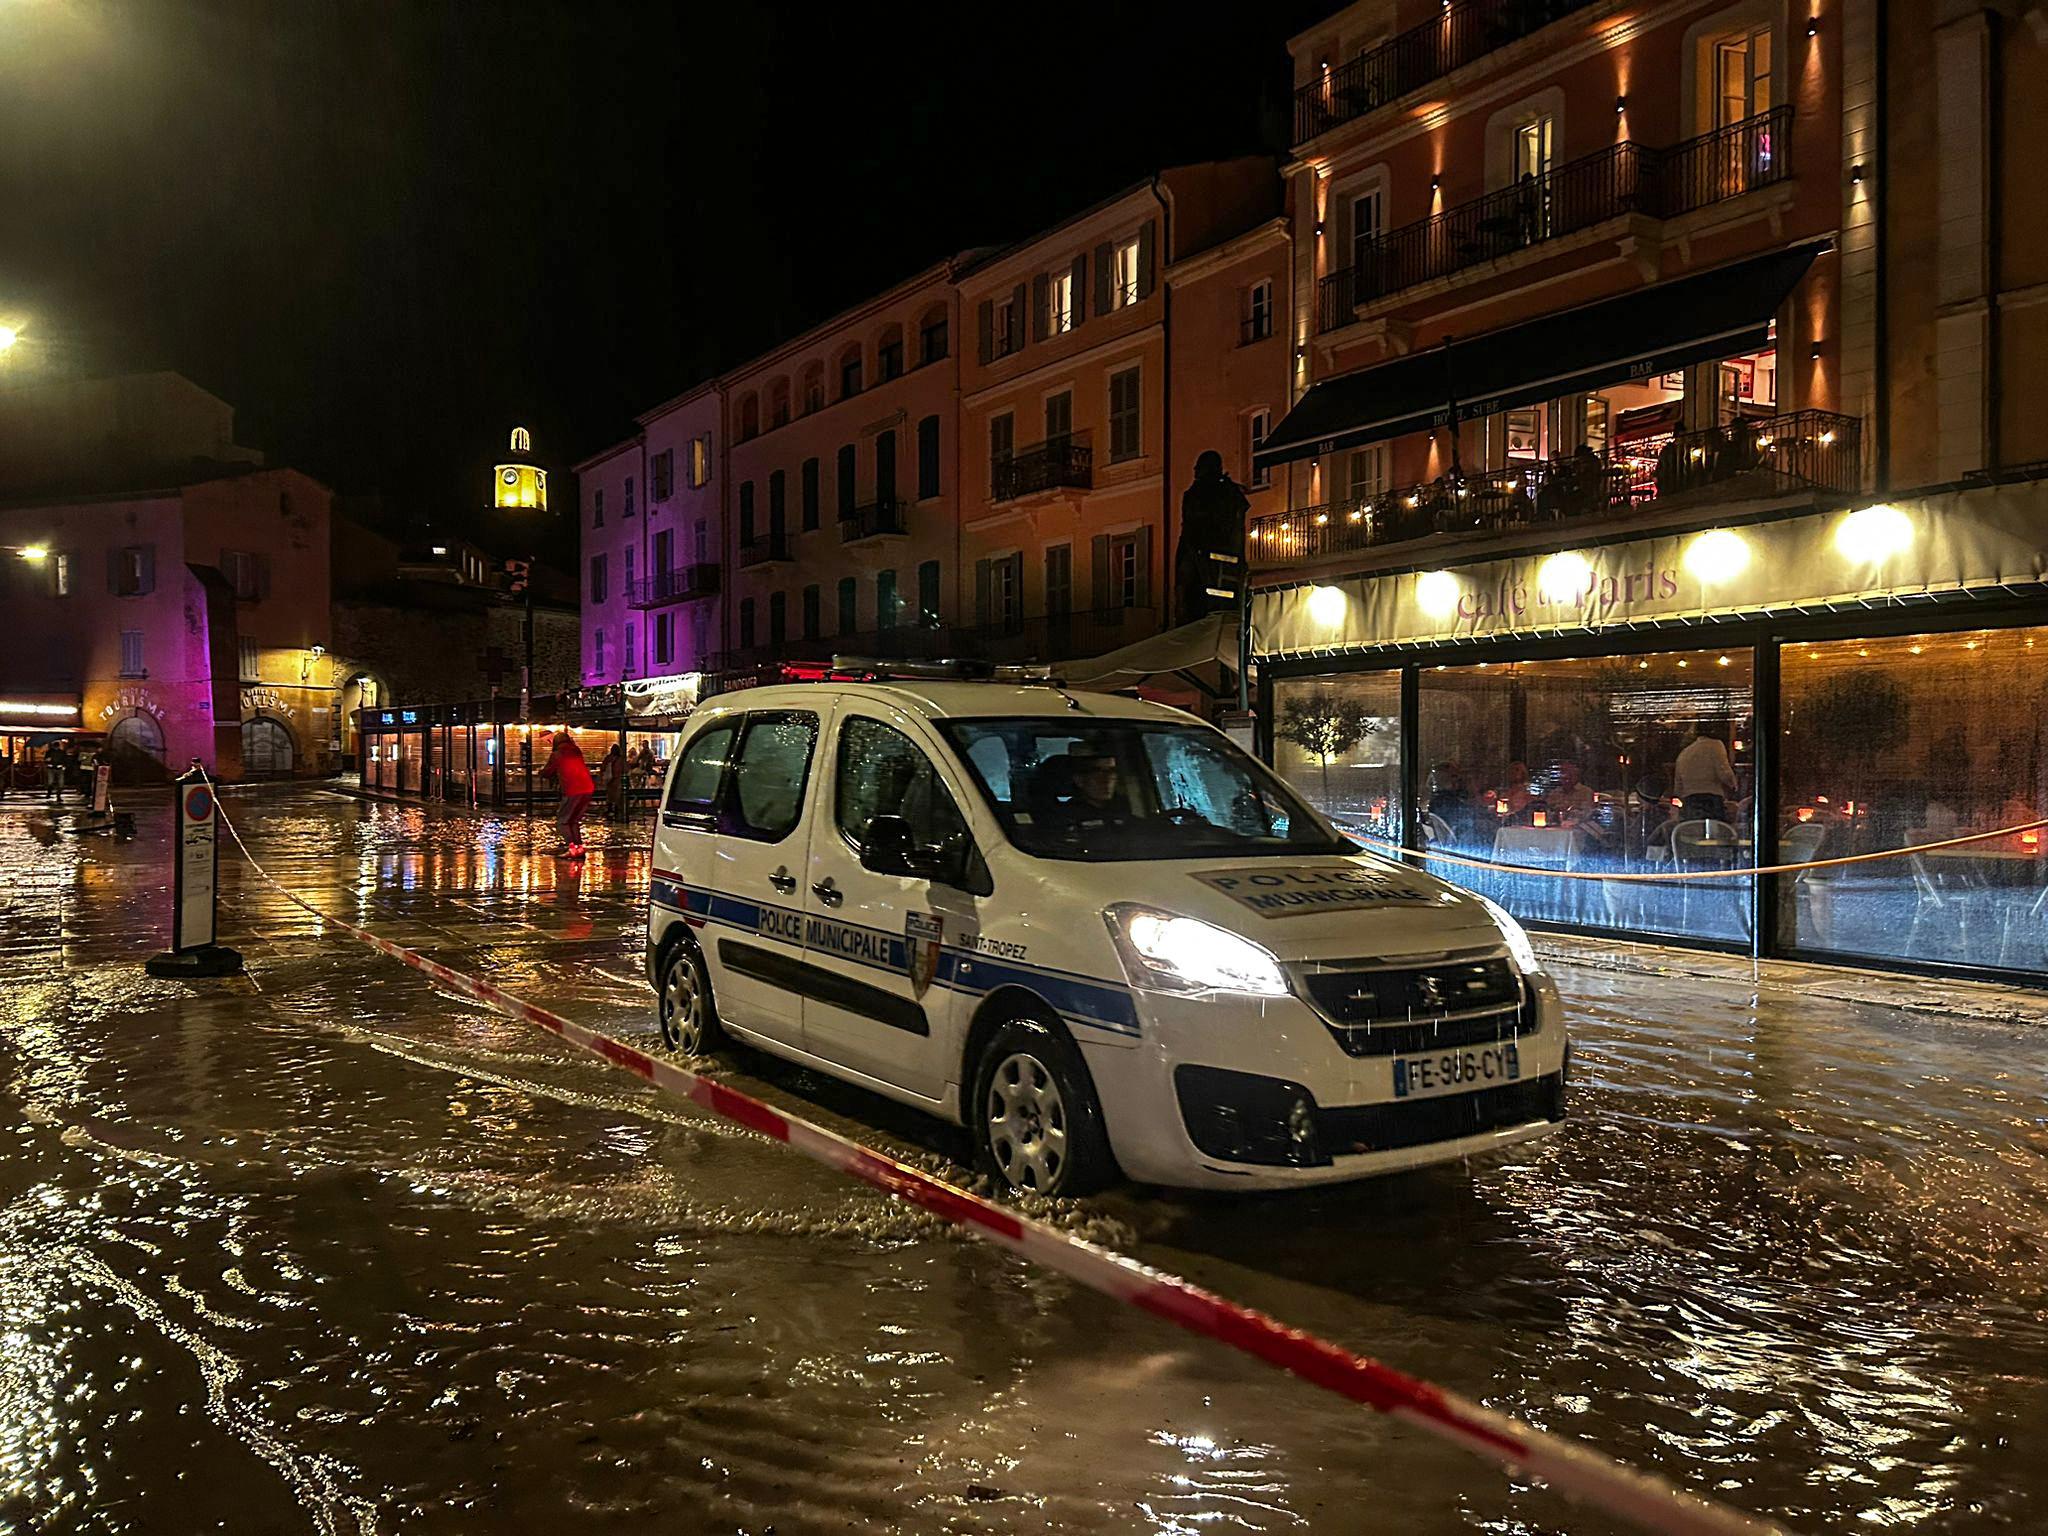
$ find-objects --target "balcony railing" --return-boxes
[626,563,720,608]
[993,434,1092,502]
[1319,108,1793,329]
[1294,0,1601,144]
[840,495,909,543]
[738,533,791,568]
[1248,409,1861,566]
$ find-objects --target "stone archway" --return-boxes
[107,714,167,784]
[240,716,297,778]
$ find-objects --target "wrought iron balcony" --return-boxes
[992,434,1092,502]
[1294,0,1602,145]
[1319,108,1793,330]
[839,495,909,543]
[1248,408,1861,566]
[738,533,792,568]
[626,563,720,608]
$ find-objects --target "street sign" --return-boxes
[145,769,243,977]
[91,760,111,816]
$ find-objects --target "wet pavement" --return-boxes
[2,784,2046,1535]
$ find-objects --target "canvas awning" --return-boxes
[1253,242,1826,469]
[1063,613,1245,698]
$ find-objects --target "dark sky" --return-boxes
[0,0,1326,557]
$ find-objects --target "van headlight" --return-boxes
[1104,904,1289,998]
[1475,894,1543,976]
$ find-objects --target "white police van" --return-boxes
[646,667,1566,1196]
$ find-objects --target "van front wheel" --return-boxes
[970,1017,1114,1198]
[658,937,722,1056]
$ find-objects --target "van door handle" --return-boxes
[768,867,797,894]
[811,877,842,907]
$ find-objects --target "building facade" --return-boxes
[1249,0,2048,985]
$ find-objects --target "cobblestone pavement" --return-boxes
[2,785,2045,1534]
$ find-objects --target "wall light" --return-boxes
[17,545,48,562]
[1307,585,1349,628]
[1834,503,1915,562]
[1810,342,1824,360]
[1415,569,1461,618]
[1430,174,1441,191]
[1615,94,1627,114]
[1806,14,1819,35]
[1683,528,1751,582]
[1850,164,1863,184]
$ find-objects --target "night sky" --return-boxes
[0,0,1327,559]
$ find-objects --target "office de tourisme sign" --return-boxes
[1251,481,2048,658]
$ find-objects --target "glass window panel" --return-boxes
[725,713,818,843]
[1271,671,1402,845]
[1417,649,1755,942]
[1777,628,2047,974]
[836,717,968,852]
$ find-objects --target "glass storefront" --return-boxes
[1270,670,1402,845]
[1778,627,2048,973]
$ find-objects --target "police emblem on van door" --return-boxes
[905,911,943,996]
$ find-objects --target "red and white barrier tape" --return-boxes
[205,788,1786,1536]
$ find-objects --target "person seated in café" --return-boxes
[1567,443,1605,518]
[1673,721,1740,822]
[1545,762,1615,850]
[1426,760,1480,844]
[1494,760,1537,822]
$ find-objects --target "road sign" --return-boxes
[145,769,243,977]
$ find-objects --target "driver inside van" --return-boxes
[1043,741,1139,836]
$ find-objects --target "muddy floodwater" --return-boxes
[2,786,2045,1535]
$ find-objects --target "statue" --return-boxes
[1174,450,1250,624]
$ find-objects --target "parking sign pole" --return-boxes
[145,767,244,977]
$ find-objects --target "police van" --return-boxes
[646,665,1567,1196]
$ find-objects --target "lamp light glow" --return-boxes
[1536,549,1594,599]
[1415,569,1461,618]
[1306,585,1349,628]
[1834,503,1914,562]
[1682,528,1750,582]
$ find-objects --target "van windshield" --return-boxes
[938,718,1354,863]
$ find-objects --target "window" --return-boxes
[1048,269,1074,335]
[120,629,145,678]
[593,489,606,527]
[1344,444,1386,501]
[235,638,258,682]
[623,545,635,598]
[840,350,863,399]
[694,519,709,563]
[769,380,791,429]
[803,367,825,415]
[917,415,940,499]
[769,591,787,644]
[802,583,821,639]
[51,552,71,597]
[836,575,858,636]
[981,552,1023,629]
[988,413,1014,492]
[877,569,899,629]
[1247,410,1272,489]
[1511,115,1555,238]
[1583,395,1612,455]
[1044,390,1073,445]
[739,481,756,545]
[589,553,608,604]
[1108,366,1142,461]
[836,443,857,517]
[993,294,1017,358]
[1045,544,1072,616]
[1505,406,1544,461]
[593,627,606,674]
[220,550,266,601]
[1346,186,1383,276]
[654,611,674,665]
[835,716,968,853]
[877,334,903,381]
[653,527,673,581]
[688,435,711,488]
[112,545,154,596]
[921,314,949,364]
[739,395,759,440]
[652,449,674,501]
[624,477,636,517]
[665,720,736,816]
[917,560,940,627]
[738,597,756,649]
[1715,23,1773,128]
[1271,672,1402,841]
[769,469,787,540]
[1112,235,1142,308]
[801,457,821,530]
[1108,533,1141,608]
[1245,280,1274,343]
[624,622,637,673]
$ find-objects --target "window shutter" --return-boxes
[1136,221,1156,300]
[107,549,121,595]
[1006,553,1024,618]
[1009,282,1026,350]
[974,558,992,627]
[1094,242,1114,314]
[1134,526,1154,610]
[256,553,272,601]
[977,299,993,363]
[1031,273,1049,342]
[140,546,156,595]
[1071,253,1088,322]
[1091,535,1111,612]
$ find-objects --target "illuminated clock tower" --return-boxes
[493,425,547,512]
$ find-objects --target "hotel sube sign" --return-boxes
[1252,483,2048,658]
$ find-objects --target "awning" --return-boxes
[1063,613,1244,698]
[1254,242,1826,469]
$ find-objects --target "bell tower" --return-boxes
[493,425,547,511]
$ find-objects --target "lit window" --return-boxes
[1248,410,1271,489]
[1113,236,1142,307]
[1048,270,1073,334]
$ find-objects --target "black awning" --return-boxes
[1254,242,1826,468]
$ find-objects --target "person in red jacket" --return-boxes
[539,731,595,855]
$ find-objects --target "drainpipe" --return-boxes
[1153,175,1175,633]
[1873,0,1890,490]
[1985,5,2003,472]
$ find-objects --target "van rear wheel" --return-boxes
[658,937,722,1056]
[970,1017,1114,1198]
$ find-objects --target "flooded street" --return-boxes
[3,785,2046,1535]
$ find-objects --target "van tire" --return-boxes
[970,1016,1114,1198]
[657,934,723,1056]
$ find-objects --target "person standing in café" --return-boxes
[1673,722,1740,822]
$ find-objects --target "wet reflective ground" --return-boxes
[3,786,2046,1535]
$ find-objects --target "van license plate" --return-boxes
[1392,1041,1520,1100]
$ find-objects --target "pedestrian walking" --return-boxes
[44,744,66,803]
[538,731,595,856]
[600,742,626,823]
